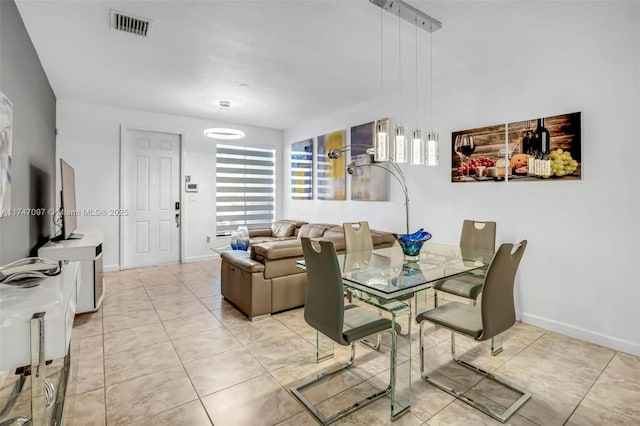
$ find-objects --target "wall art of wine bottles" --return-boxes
[451,112,581,183]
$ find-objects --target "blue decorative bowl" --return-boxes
[231,238,250,251]
[393,229,432,258]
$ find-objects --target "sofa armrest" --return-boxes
[221,251,265,273]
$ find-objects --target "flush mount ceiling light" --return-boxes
[203,100,245,140]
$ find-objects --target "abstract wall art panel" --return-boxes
[290,138,314,200]
[317,130,346,200]
[350,121,390,201]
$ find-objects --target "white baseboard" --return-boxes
[104,264,121,272]
[519,312,640,356]
[183,254,218,263]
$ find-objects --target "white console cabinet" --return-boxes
[39,230,105,313]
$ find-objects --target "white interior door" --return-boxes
[123,129,181,268]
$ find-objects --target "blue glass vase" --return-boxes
[393,228,432,261]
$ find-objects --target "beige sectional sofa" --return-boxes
[220,220,396,320]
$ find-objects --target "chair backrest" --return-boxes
[460,220,496,252]
[300,237,349,345]
[343,222,373,253]
[478,240,527,341]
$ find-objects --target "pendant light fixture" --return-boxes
[369,0,441,166]
[393,8,408,164]
[425,26,439,166]
[203,100,245,141]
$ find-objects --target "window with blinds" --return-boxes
[215,144,276,236]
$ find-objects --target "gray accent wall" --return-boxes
[0,0,56,264]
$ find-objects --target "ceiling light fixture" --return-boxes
[369,0,441,165]
[203,100,245,140]
[203,128,245,140]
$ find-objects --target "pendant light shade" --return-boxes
[394,124,408,163]
[410,129,425,165]
[425,131,439,166]
[374,118,390,162]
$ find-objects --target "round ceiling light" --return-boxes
[203,128,245,140]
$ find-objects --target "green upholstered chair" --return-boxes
[416,241,529,423]
[433,220,496,307]
[290,237,399,425]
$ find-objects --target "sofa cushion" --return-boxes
[298,223,337,238]
[271,221,298,238]
[252,239,303,261]
[322,227,347,251]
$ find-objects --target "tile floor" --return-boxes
[1,259,639,425]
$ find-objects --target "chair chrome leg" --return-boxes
[291,341,391,425]
[433,290,439,307]
[419,328,531,423]
[490,335,503,356]
[361,333,382,351]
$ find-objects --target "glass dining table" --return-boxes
[297,242,494,421]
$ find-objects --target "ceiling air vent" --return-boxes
[110,10,152,37]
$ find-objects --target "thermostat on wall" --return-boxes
[185,182,199,192]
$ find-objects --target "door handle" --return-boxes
[175,213,181,228]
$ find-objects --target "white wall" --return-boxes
[283,2,640,355]
[57,100,284,270]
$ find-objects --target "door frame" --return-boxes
[119,125,186,270]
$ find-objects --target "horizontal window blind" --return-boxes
[216,144,276,236]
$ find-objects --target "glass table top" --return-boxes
[297,242,494,301]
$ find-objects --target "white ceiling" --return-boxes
[17,1,581,131]
[16,0,409,130]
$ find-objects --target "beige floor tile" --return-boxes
[182,279,221,298]
[104,340,181,386]
[76,354,104,394]
[427,400,536,426]
[212,304,253,327]
[104,278,142,292]
[171,328,241,363]
[502,344,601,394]
[73,388,106,426]
[103,323,169,356]
[201,374,302,426]
[102,308,160,334]
[315,382,423,425]
[153,298,210,321]
[183,347,266,397]
[301,369,365,405]
[247,330,316,371]
[78,334,104,361]
[162,312,222,339]
[102,296,154,316]
[566,399,639,425]
[576,370,640,420]
[199,295,224,311]
[72,311,103,338]
[226,317,291,345]
[143,281,191,297]
[173,270,212,281]
[528,332,614,371]
[604,351,640,385]
[103,286,149,304]
[275,411,321,426]
[270,355,341,389]
[105,366,197,425]
[147,288,199,305]
[130,400,212,426]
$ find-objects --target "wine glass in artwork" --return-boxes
[454,135,466,180]
[458,135,476,181]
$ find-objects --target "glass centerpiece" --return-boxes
[393,228,432,262]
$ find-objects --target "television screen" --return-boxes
[60,159,77,239]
